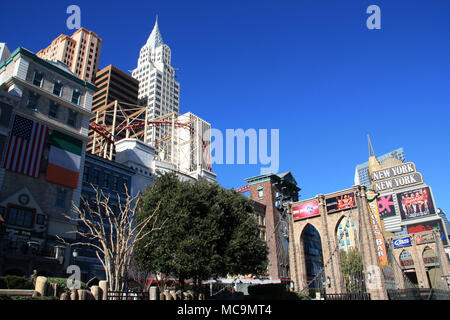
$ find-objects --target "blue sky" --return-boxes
[2,1,449,212]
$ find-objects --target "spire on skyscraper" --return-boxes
[146,15,164,49]
[367,134,382,182]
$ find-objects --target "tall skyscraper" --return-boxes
[131,17,180,144]
[87,65,140,160]
[36,28,102,83]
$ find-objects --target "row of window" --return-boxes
[32,70,82,105]
[83,166,129,193]
[2,205,46,229]
[26,91,78,128]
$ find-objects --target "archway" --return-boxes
[301,224,324,290]
[335,216,364,293]
[422,246,442,289]
[399,250,418,286]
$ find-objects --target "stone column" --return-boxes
[149,286,159,300]
[35,276,48,297]
[99,280,108,300]
[358,186,388,300]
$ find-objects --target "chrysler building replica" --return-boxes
[132,17,180,146]
[129,17,214,180]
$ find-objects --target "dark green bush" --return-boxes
[47,277,88,292]
[0,275,33,289]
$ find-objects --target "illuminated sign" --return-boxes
[367,198,388,267]
[393,237,411,248]
[371,162,423,193]
[292,201,319,221]
[396,186,436,221]
[326,193,356,214]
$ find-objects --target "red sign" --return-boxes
[292,201,319,221]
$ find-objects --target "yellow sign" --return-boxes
[367,198,388,267]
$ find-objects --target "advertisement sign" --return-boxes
[377,194,397,219]
[371,162,423,193]
[372,162,417,182]
[373,173,423,193]
[414,233,435,245]
[396,187,436,221]
[326,193,356,214]
[292,201,319,221]
[407,219,447,245]
[393,237,411,248]
[366,190,388,267]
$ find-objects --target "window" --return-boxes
[92,169,100,185]
[7,206,34,228]
[48,101,59,119]
[32,71,44,87]
[53,80,63,96]
[71,89,81,105]
[67,109,78,128]
[83,166,90,182]
[103,173,110,188]
[257,186,264,200]
[36,214,45,225]
[26,92,40,111]
[112,176,119,191]
[56,188,67,207]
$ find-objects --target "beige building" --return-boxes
[0,47,97,277]
[36,28,102,84]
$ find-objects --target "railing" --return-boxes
[107,290,149,300]
[324,292,371,300]
[387,289,450,300]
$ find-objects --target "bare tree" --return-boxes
[57,184,163,293]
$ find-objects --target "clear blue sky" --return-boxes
[2,1,449,212]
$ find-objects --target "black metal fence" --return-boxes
[387,289,450,300]
[324,292,371,300]
[107,290,149,300]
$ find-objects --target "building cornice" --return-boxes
[0,47,98,91]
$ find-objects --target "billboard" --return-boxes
[366,190,388,267]
[371,162,423,193]
[393,237,411,248]
[326,193,356,214]
[406,219,447,245]
[377,194,397,219]
[292,201,319,221]
[396,186,435,221]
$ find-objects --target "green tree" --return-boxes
[135,172,268,292]
[339,248,364,293]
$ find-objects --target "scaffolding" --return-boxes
[88,101,212,175]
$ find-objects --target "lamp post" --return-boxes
[72,249,78,265]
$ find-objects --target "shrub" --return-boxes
[47,277,88,293]
[0,275,33,289]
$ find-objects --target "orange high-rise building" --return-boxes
[37,28,102,83]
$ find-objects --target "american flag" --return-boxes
[3,114,48,178]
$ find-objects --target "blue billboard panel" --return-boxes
[393,237,411,248]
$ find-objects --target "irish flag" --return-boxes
[46,130,82,189]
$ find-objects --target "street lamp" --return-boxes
[72,249,78,265]
[326,277,331,288]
